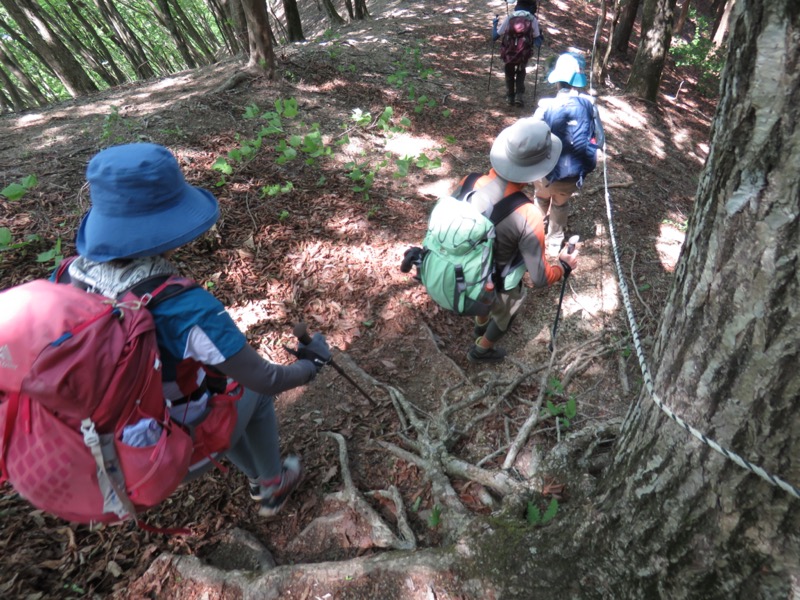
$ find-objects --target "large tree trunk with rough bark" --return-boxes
[626,0,677,101]
[587,0,800,595]
[282,0,306,42]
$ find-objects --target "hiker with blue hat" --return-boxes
[55,142,331,517]
[531,52,605,256]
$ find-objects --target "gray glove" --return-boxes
[286,332,332,372]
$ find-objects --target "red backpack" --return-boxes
[500,16,536,66]
[0,271,239,525]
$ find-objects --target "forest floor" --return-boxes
[0,0,717,597]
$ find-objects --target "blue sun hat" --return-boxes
[547,52,588,88]
[76,143,219,261]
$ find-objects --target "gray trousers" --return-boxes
[182,388,282,484]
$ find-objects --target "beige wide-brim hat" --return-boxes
[490,119,562,183]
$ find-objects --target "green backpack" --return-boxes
[404,174,531,316]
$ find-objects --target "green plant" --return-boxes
[278,209,290,222]
[100,105,136,144]
[261,181,294,197]
[544,377,577,429]
[669,8,725,94]
[351,108,372,128]
[428,504,442,529]
[1,174,38,201]
[526,498,559,526]
[36,236,63,269]
[414,95,437,114]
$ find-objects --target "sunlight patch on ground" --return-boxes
[601,96,666,160]
[563,272,621,322]
[655,222,685,273]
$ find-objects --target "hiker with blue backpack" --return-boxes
[531,52,605,256]
[492,0,544,106]
[462,119,579,361]
[37,143,332,519]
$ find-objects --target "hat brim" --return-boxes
[76,185,219,261]
[489,128,562,184]
[548,70,587,88]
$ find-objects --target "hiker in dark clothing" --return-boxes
[531,52,605,255]
[492,0,544,107]
[454,119,579,363]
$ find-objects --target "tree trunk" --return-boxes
[625,0,677,101]
[590,0,609,88]
[0,64,29,110]
[169,0,218,63]
[711,0,734,48]
[39,0,119,87]
[320,0,346,26]
[354,0,369,20]
[343,0,354,20]
[93,0,156,80]
[590,0,800,595]
[282,0,306,42]
[207,0,245,55]
[239,0,275,75]
[64,0,128,84]
[673,0,691,35]
[150,0,197,68]
[0,42,48,106]
[0,0,98,97]
[611,0,641,54]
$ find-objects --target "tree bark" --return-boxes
[282,0,306,42]
[0,64,29,110]
[711,0,734,48]
[673,0,691,35]
[320,0,346,26]
[64,0,128,84]
[591,1,800,595]
[239,0,275,75]
[150,0,198,68]
[206,0,245,55]
[625,0,677,101]
[168,0,218,63]
[611,0,641,54]
[0,41,48,106]
[354,0,369,20]
[93,0,155,80]
[0,0,98,97]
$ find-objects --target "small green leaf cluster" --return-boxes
[543,377,577,429]
[1,175,39,252]
[526,498,558,526]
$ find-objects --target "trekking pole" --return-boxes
[549,235,580,353]
[488,14,499,92]
[293,322,379,406]
[532,43,541,103]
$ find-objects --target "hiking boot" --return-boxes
[506,93,516,106]
[467,344,507,363]
[513,93,525,107]
[256,456,303,517]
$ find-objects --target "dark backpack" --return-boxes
[0,262,241,525]
[500,16,535,66]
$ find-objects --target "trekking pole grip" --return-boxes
[293,322,312,345]
[566,235,580,254]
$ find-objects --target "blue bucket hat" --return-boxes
[548,53,588,88]
[76,143,219,261]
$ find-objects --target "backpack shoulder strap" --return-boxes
[455,173,482,201]
[54,256,77,283]
[489,191,532,225]
[124,275,198,309]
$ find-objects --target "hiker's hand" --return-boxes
[534,34,544,48]
[493,16,499,27]
[295,332,332,372]
[558,247,578,275]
